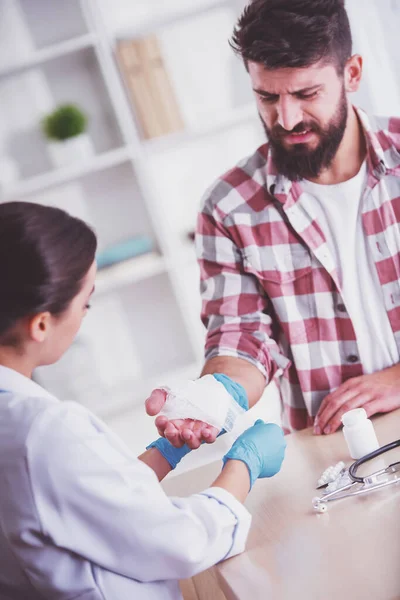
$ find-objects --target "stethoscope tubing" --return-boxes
[348,439,400,483]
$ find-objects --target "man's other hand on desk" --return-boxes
[314,364,400,435]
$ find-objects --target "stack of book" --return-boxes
[116,35,185,139]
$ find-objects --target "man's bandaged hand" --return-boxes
[145,374,248,450]
[145,388,219,450]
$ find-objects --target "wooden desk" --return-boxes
[162,410,400,600]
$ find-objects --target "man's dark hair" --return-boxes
[230,0,353,74]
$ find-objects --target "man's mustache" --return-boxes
[270,122,320,139]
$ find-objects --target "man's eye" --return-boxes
[260,95,278,104]
[297,91,319,100]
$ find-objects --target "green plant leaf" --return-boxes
[42,103,88,141]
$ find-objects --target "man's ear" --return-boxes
[344,54,363,93]
[29,312,52,343]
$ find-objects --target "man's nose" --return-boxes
[276,98,303,132]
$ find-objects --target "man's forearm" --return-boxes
[201,356,266,408]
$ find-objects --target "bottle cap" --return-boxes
[341,407,367,427]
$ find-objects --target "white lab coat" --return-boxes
[0,365,251,600]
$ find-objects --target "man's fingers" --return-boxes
[179,420,218,450]
[181,434,201,450]
[154,416,186,447]
[364,395,400,417]
[184,423,219,447]
[315,387,359,434]
[316,377,363,419]
[155,415,168,436]
[164,422,185,448]
[181,421,201,449]
[202,425,219,444]
[187,436,202,450]
[153,414,220,449]
[145,389,167,416]
[192,420,205,437]
[319,393,371,434]
[317,387,346,421]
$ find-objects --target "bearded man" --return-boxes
[146,0,400,456]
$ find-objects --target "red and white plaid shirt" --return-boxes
[196,108,400,432]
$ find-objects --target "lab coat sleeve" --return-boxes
[27,402,252,582]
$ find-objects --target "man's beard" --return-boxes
[262,88,348,181]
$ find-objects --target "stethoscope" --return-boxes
[348,439,400,483]
[313,439,400,513]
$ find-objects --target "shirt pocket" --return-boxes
[242,245,312,285]
[242,245,316,343]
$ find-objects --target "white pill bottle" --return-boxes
[341,408,380,459]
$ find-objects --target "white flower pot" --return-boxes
[47,133,94,169]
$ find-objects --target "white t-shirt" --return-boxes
[301,162,399,374]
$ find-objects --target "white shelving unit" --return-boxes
[1,146,131,200]
[95,252,166,297]
[115,0,233,40]
[0,32,98,78]
[0,0,264,424]
[142,100,258,155]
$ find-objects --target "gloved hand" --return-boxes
[222,419,287,488]
[145,373,249,453]
[146,437,191,470]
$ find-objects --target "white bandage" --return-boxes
[158,375,245,431]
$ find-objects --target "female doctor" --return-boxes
[0,201,286,600]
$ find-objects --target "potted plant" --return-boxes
[42,103,94,168]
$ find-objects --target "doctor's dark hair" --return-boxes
[0,201,97,346]
[230,0,353,74]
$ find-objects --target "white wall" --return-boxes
[346,0,400,115]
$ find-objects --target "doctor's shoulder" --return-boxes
[0,392,112,470]
[0,392,60,461]
[25,398,110,453]
[23,398,138,481]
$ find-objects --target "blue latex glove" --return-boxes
[146,374,249,469]
[146,437,191,470]
[222,419,287,489]
[212,373,249,411]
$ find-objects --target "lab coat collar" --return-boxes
[0,365,57,402]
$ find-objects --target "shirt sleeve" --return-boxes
[26,403,252,582]
[196,187,289,381]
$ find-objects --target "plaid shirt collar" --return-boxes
[265,106,400,209]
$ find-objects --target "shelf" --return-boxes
[142,102,258,154]
[95,252,166,296]
[0,33,98,80]
[115,0,232,40]
[1,146,132,201]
